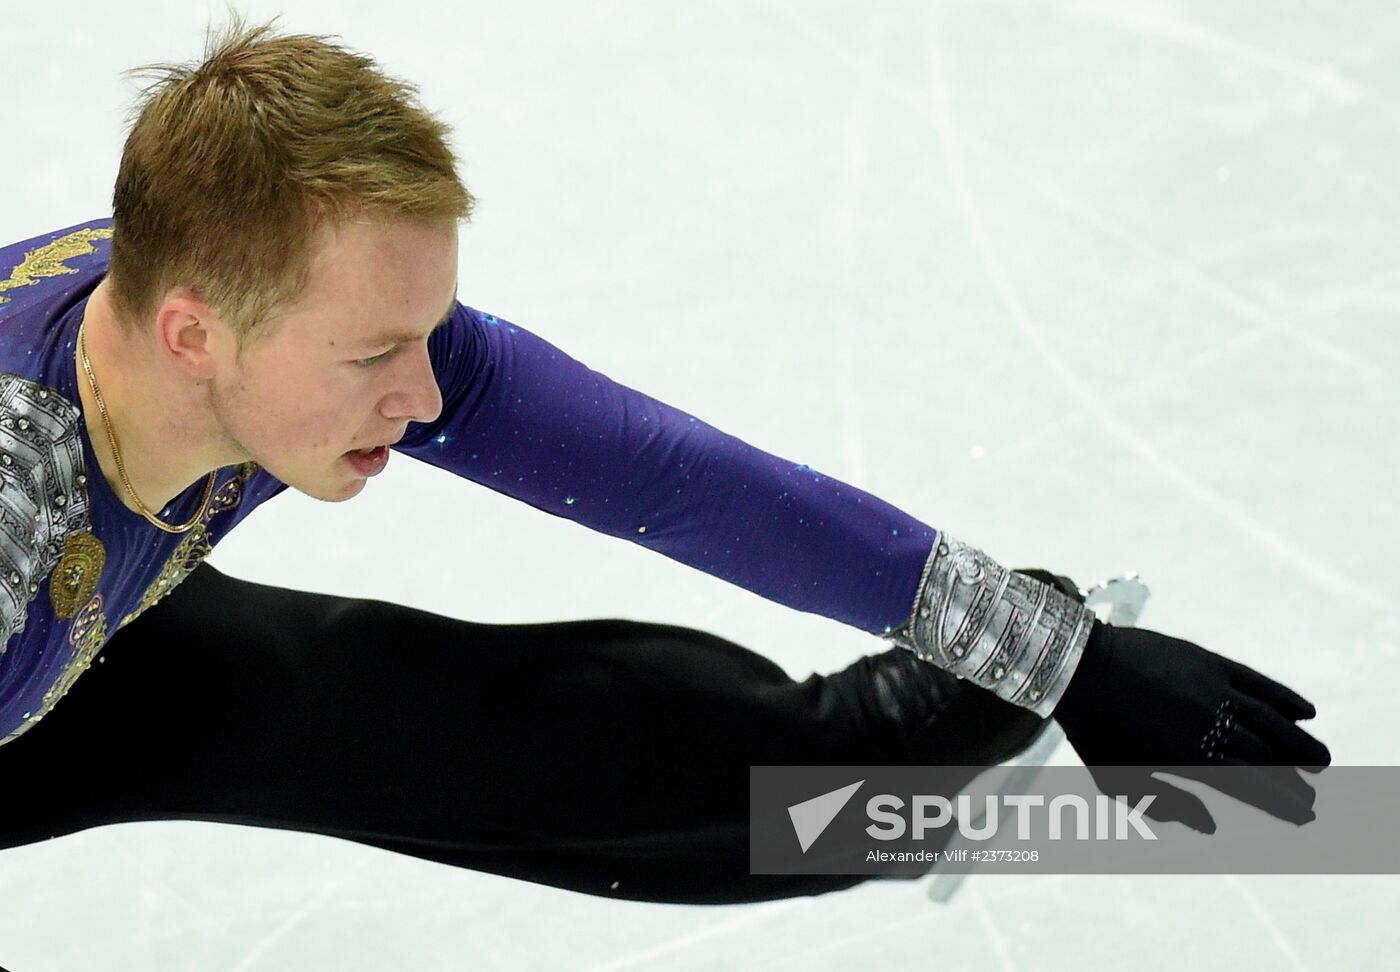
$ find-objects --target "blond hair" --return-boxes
[107,14,474,343]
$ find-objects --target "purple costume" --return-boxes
[0,218,939,743]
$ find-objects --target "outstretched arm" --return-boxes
[396,302,938,635]
[393,302,1089,715]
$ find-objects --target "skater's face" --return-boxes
[206,216,457,501]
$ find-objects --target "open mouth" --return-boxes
[344,443,391,477]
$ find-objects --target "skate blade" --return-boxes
[1081,572,1151,628]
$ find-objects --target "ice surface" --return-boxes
[0,1,1395,968]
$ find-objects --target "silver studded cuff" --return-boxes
[883,532,1094,718]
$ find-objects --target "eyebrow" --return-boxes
[357,286,459,349]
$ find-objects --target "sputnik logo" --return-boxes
[787,780,864,853]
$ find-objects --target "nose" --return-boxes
[380,341,444,427]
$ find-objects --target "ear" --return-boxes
[153,286,228,380]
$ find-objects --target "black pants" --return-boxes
[0,564,1045,904]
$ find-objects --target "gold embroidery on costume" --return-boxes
[0,461,258,745]
[120,466,258,629]
[48,594,108,704]
[204,473,246,518]
[0,593,109,745]
[49,531,106,619]
[0,227,114,306]
[118,522,214,630]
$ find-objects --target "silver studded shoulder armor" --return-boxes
[883,532,1094,718]
[0,373,91,655]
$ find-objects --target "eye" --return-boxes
[354,347,396,367]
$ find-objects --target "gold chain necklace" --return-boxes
[77,318,216,534]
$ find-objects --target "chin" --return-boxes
[322,478,368,502]
[337,479,368,501]
[287,471,367,503]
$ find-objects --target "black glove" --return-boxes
[1052,618,1331,834]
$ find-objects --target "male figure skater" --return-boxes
[0,19,1328,904]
